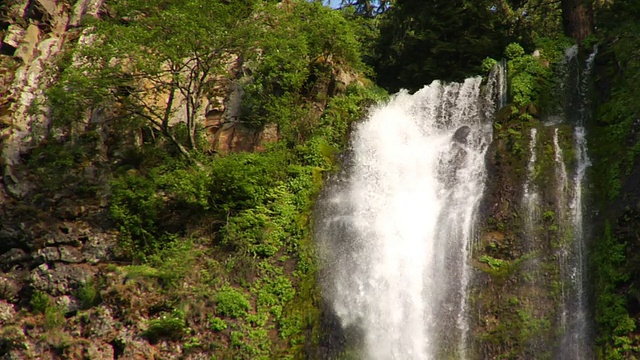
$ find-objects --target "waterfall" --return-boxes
[532,45,597,359]
[317,66,504,359]
[556,45,598,360]
[523,128,539,241]
[553,127,570,332]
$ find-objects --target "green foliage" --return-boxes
[516,307,551,343]
[506,43,550,108]
[505,43,525,59]
[119,240,197,288]
[144,310,187,343]
[30,291,50,314]
[209,317,228,332]
[44,306,65,330]
[110,172,163,258]
[208,151,289,213]
[373,0,514,92]
[318,84,387,148]
[482,57,498,73]
[590,18,640,202]
[76,280,100,310]
[590,10,640,355]
[594,221,640,357]
[121,265,163,280]
[480,255,506,270]
[215,287,250,318]
[242,1,365,141]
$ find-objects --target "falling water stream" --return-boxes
[557,45,597,360]
[524,45,597,359]
[317,65,505,359]
[317,47,595,359]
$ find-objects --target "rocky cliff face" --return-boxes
[0,2,252,357]
[0,0,302,200]
[1,0,104,198]
[0,2,170,357]
[0,1,362,358]
[473,115,571,358]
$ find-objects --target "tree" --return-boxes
[496,0,563,43]
[338,0,392,17]
[561,0,593,42]
[241,1,364,142]
[372,0,513,92]
[498,0,593,42]
[48,0,257,163]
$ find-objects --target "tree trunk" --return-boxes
[561,0,594,43]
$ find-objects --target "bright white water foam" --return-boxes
[317,68,504,359]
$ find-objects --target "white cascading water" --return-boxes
[317,65,505,359]
[523,128,539,241]
[553,127,571,332]
[558,45,598,359]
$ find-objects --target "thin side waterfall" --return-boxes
[534,44,597,359]
[317,66,505,359]
[557,45,598,360]
[523,128,539,242]
[553,127,570,332]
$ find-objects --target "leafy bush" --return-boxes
[215,287,250,318]
[505,43,550,109]
[110,173,163,257]
[241,1,363,139]
[209,316,227,332]
[208,151,289,213]
[481,57,498,73]
[505,43,525,59]
[221,209,272,256]
[157,167,211,212]
[144,310,187,343]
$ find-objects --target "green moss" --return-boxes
[30,291,50,314]
[76,279,100,310]
[44,305,65,330]
[144,310,187,343]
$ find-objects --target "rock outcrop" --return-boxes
[1,0,105,199]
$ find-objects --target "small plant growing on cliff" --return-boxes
[44,306,65,330]
[505,43,525,59]
[30,291,50,314]
[542,210,555,222]
[480,255,505,270]
[143,309,187,343]
[76,280,100,310]
[481,57,498,73]
[505,42,550,109]
[209,316,227,331]
[215,287,250,318]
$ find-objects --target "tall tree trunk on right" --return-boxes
[561,0,594,43]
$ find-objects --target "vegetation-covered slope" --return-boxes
[0,1,384,358]
[1,0,640,358]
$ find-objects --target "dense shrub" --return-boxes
[215,287,251,318]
